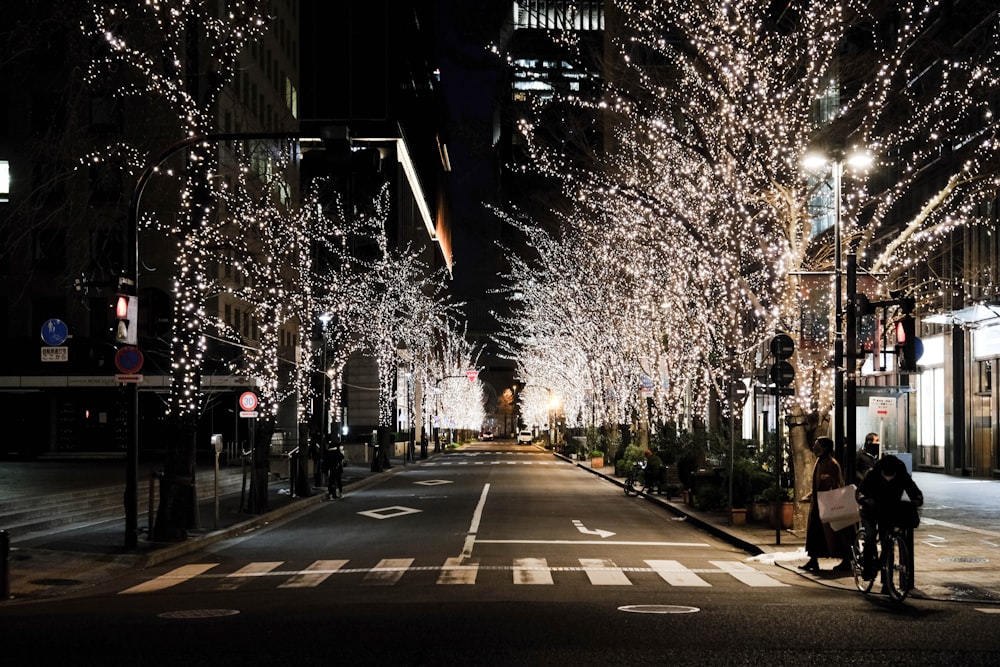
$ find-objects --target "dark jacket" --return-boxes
[856,455,923,520]
[322,447,345,475]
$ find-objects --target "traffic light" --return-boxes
[113,294,137,345]
[895,316,918,372]
[768,333,795,395]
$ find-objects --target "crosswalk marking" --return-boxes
[580,558,632,586]
[119,563,218,594]
[513,557,554,584]
[215,561,284,591]
[437,557,479,584]
[646,559,712,587]
[278,559,348,589]
[363,558,414,586]
[710,560,788,587]
[122,558,786,593]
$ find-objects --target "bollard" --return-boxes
[1,529,9,600]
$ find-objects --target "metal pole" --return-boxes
[846,253,858,482]
[833,159,845,464]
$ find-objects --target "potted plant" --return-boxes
[590,450,605,468]
[759,485,794,529]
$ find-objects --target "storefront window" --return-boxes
[918,367,945,467]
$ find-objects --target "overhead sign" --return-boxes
[41,318,69,346]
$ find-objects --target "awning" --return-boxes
[923,303,1000,328]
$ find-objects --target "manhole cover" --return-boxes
[158,609,240,619]
[939,557,989,564]
[30,578,82,586]
[618,604,700,614]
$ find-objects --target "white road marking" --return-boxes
[580,558,631,585]
[461,483,490,560]
[646,559,711,587]
[513,557,554,584]
[215,561,284,591]
[363,558,414,586]
[437,557,479,584]
[476,539,709,547]
[277,559,348,588]
[710,560,788,587]
[572,519,616,538]
[119,563,218,594]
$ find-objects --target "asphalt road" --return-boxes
[3,442,999,666]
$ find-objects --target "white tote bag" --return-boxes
[817,484,860,531]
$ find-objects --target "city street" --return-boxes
[2,442,999,666]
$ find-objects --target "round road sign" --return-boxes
[41,318,69,346]
[769,333,795,360]
[114,346,144,374]
[239,391,258,412]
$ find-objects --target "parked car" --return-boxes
[517,429,533,444]
[480,430,494,441]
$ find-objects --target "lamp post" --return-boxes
[804,147,872,479]
[317,313,333,484]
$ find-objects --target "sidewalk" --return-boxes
[1,451,417,602]
[3,450,1000,605]
[575,459,1000,605]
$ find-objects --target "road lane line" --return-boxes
[215,561,285,591]
[580,558,632,585]
[278,560,349,588]
[710,560,788,587]
[513,557,553,584]
[363,558,414,585]
[646,559,711,586]
[437,556,479,584]
[476,539,709,547]
[460,483,491,560]
[119,563,218,595]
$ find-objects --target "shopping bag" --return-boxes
[817,484,860,530]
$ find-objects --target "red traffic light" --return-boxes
[115,295,130,319]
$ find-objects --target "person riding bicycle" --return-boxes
[855,454,923,583]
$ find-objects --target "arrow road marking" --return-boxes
[572,519,616,538]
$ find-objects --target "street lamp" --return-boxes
[803,147,872,476]
[317,313,333,484]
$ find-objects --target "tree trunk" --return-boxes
[152,415,198,541]
[247,419,274,514]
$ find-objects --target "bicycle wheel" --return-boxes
[884,532,912,602]
[852,528,875,594]
[624,474,639,496]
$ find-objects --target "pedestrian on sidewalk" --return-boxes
[856,432,879,485]
[323,444,346,499]
[800,436,853,572]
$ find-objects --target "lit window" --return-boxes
[0,160,9,202]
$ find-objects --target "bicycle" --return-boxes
[624,462,646,496]
[851,502,917,602]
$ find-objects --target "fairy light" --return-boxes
[499,1,999,435]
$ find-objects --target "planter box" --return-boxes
[770,502,794,529]
[730,508,747,527]
[591,456,605,468]
[749,503,770,523]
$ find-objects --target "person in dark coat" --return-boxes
[856,432,879,484]
[800,437,852,572]
[322,445,346,499]
[856,454,923,583]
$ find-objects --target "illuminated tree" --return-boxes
[502,1,1000,515]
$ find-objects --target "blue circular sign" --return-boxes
[41,318,69,346]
